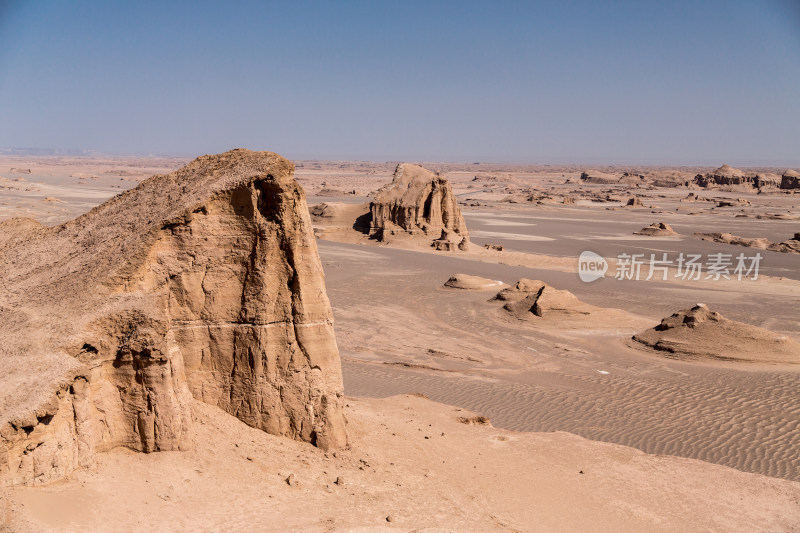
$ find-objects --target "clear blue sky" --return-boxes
[1,0,798,164]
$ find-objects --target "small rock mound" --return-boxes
[443,274,505,291]
[625,197,643,207]
[495,279,592,319]
[634,222,678,236]
[632,304,800,363]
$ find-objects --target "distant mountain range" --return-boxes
[0,147,103,156]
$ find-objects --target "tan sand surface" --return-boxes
[6,396,800,533]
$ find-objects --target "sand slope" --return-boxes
[5,395,800,533]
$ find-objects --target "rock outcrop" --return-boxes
[369,164,469,250]
[625,196,643,207]
[495,279,593,319]
[693,165,776,189]
[0,149,347,487]
[443,274,505,291]
[781,170,800,190]
[694,232,800,254]
[634,222,678,236]
[632,304,800,363]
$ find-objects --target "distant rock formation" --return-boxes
[579,170,618,184]
[495,279,593,319]
[443,274,505,291]
[625,197,643,207]
[694,232,800,254]
[632,304,800,363]
[781,170,800,190]
[634,222,678,236]
[693,165,776,189]
[369,163,469,250]
[0,149,347,487]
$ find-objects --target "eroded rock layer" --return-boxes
[632,304,800,363]
[369,163,469,249]
[0,149,347,487]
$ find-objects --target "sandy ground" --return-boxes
[5,396,800,533]
[2,156,799,531]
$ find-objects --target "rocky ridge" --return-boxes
[0,149,347,487]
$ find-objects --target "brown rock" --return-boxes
[0,149,347,487]
[632,304,800,363]
[780,169,800,190]
[495,279,592,319]
[369,163,469,249]
[625,197,643,207]
[443,274,505,291]
[634,222,678,236]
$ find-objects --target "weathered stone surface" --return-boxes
[443,274,505,291]
[634,222,678,236]
[694,231,800,254]
[369,163,469,249]
[781,169,800,190]
[633,304,800,363]
[693,165,777,189]
[0,149,347,487]
[495,279,592,319]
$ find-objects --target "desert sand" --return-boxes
[1,154,800,532]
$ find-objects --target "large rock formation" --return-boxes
[781,169,800,190]
[369,163,469,250]
[632,304,800,363]
[693,164,777,189]
[0,149,347,487]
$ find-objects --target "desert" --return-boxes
[0,151,799,532]
[2,2,800,531]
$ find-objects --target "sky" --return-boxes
[0,0,798,165]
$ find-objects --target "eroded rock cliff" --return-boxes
[369,163,469,250]
[0,149,347,487]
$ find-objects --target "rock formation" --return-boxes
[579,170,619,184]
[781,170,800,190]
[495,279,593,319]
[634,222,678,236]
[693,165,776,189]
[694,232,800,254]
[625,196,643,207]
[632,304,800,363]
[443,274,505,291]
[0,149,347,487]
[369,163,469,250]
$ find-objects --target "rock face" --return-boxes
[693,165,775,189]
[495,279,592,319]
[0,149,347,487]
[634,222,678,236]
[369,163,469,250]
[632,304,800,363]
[781,170,800,190]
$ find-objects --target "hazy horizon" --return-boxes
[1,1,799,166]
